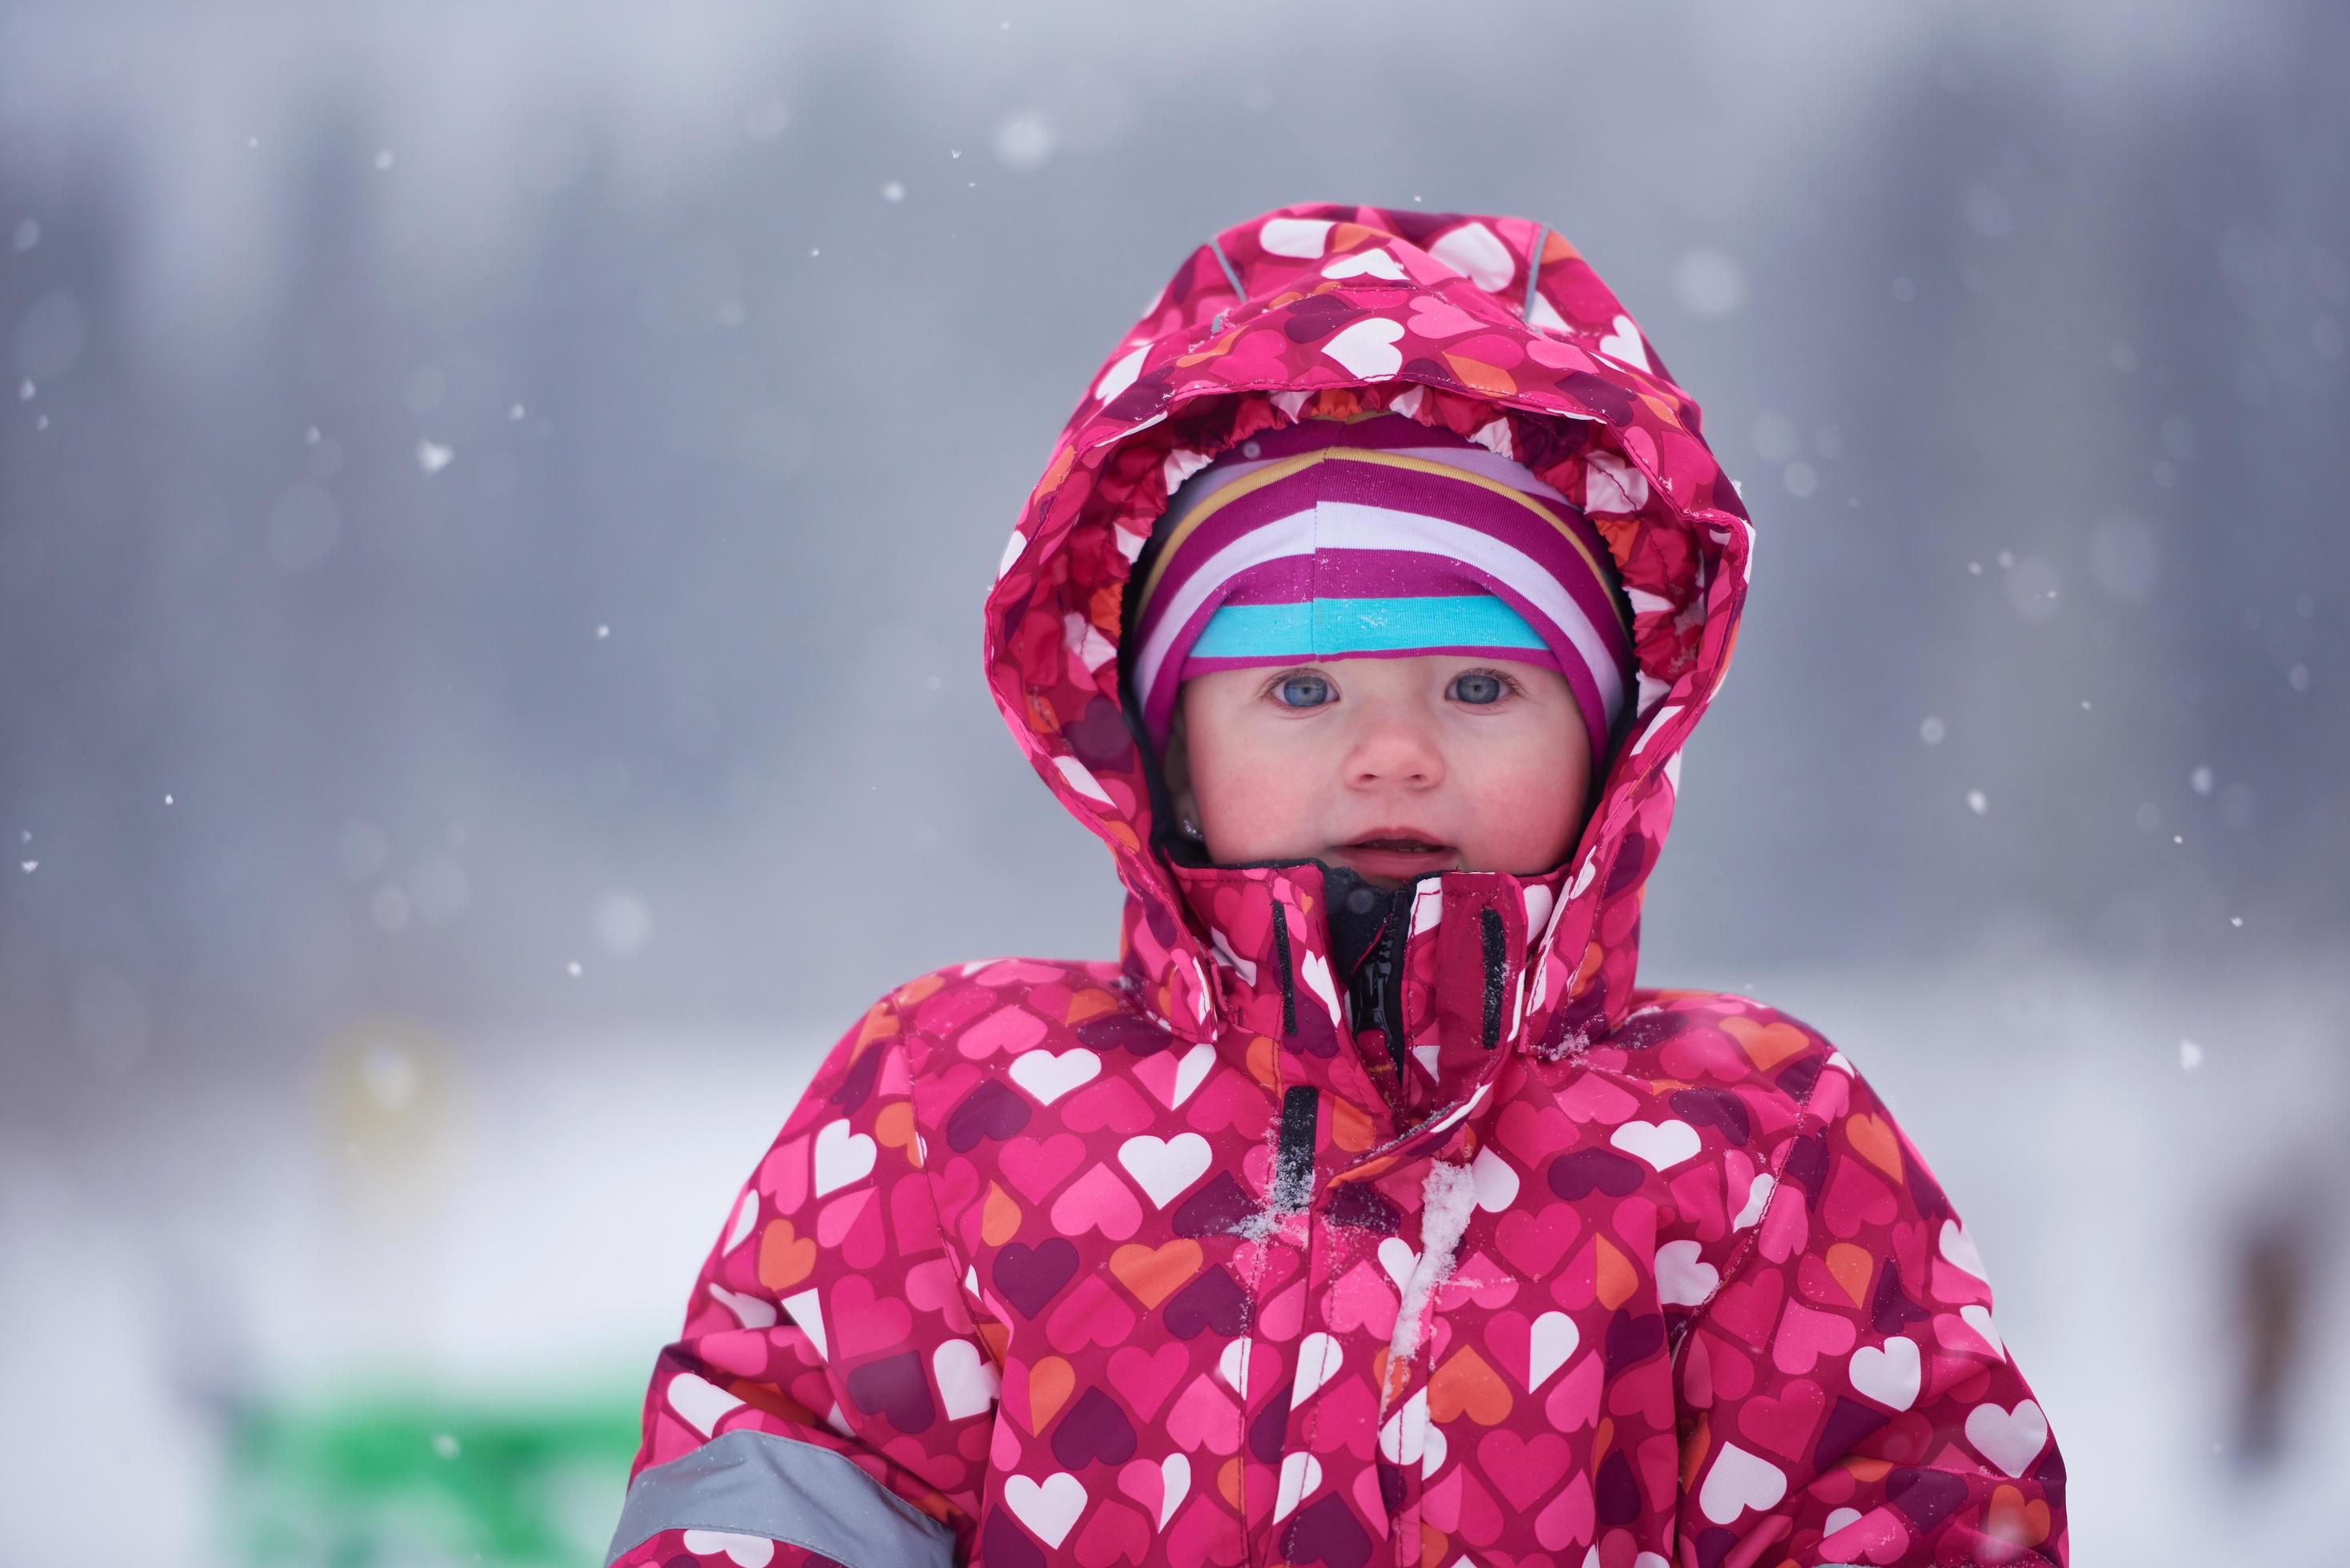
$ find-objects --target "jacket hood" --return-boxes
[984,203,1751,1082]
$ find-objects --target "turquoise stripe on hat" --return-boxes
[1189,594,1550,660]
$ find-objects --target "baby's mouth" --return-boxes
[1332,834,1459,882]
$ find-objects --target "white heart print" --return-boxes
[1003,1471,1088,1548]
[1964,1399,2048,1478]
[932,1339,1000,1422]
[1009,1046,1101,1105]
[1653,1238,1719,1306]
[680,1530,775,1567]
[1697,1442,1787,1525]
[1119,1132,1212,1207]
[811,1118,875,1197]
[1610,1118,1700,1170]
[1323,317,1405,380]
[1528,1310,1579,1389]
[1848,1337,1921,1411]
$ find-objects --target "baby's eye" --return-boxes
[1449,670,1507,706]
[1273,672,1333,709]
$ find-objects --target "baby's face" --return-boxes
[1169,654,1594,887]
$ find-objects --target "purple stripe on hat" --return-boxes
[1222,553,1490,605]
[1180,644,1558,675]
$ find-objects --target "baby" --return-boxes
[606,204,2067,1568]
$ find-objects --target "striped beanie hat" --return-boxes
[1128,414,1634,753]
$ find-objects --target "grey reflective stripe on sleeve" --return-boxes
[1521,226,1548,322]
[604,1428,959,1568]
[1208,238,1248,302]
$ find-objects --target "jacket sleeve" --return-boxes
[1673,1033,2067,1566]
[606,992,1000,1568]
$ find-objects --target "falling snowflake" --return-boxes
[1966,790,1988,816]
[415,438,454,474]
[991,111,1057,171]
[2179,1039,2204,1072]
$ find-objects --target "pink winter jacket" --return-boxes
[606,204,2068,1568]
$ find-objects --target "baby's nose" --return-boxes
[1346,714,1444,788]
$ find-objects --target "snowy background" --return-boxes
[2,1,2345,1562]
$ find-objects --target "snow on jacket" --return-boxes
[606,203,2067,1568]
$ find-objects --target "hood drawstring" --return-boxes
[1480,906,1507,1050]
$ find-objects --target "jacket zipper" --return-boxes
[1350,895,1409,1082]
[1376,918,1407,1078]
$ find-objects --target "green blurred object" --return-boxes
[223,1383,640,1566]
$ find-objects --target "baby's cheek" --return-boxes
[1464,742,1587,872]
[1199,753,1325,862]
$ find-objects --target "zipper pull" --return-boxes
[1370,948,1405,1077]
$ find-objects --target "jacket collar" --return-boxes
[1119,855,1573,1145]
